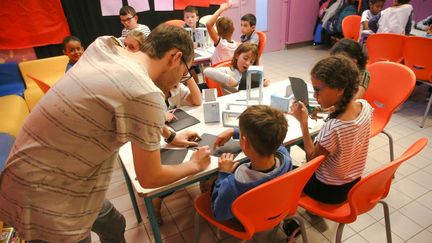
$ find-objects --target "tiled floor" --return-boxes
[94,45,432,243]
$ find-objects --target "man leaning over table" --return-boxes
[0,25,210,243]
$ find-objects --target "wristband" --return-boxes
[164,130,176,144]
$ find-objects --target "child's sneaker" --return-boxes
[282,219,301,239]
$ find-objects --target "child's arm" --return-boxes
[206,3,231,43]
[405,11,413,35]
[290,101,329,161]
[184,78,202,106]
[204,67,238,87]
[214,127,235,150]
[361,11,370,30]
[362,21,370,30]
[211,155,239,221]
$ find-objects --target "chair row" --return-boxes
[194,138,428,243]
[0,55,69,111]
[366,34,432,127]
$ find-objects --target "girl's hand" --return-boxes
[219,3,231,11]
[289,101,309,124]
[218,153,239,173]
[263,78,270,87]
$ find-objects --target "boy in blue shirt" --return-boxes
[240,13,259,45]
[211,105,292,221]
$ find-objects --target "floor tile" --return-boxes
[399,201,432,228]
[381,211,423,241]
[406,229,432,243]
[392,178,428,199]
[358,221,404,243]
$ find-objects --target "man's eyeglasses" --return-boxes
[120,15,135,23]
[180,56,192,83]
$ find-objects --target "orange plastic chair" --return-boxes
[364,61,416,162]
[342,15,361,40]
[299,138,428,243]
[256,31,267,58]
[163,19,185,27]
[403,36,432,127]
[26,74,51,94]
[366,33,406,64]
[194,155,325,242]
[204,60,231,97]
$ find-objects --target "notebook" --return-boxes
[289,77,310,106]
[166,109,200,132]
[160,148,188,165]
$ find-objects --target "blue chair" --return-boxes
[0,62,26,97]
[0,133,15,172]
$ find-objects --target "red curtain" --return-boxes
[0,0,70,49]
[174,0,211,10]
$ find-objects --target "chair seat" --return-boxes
[298,194,354,224]
[194,192,248,239]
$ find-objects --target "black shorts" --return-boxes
[303,173,361,204]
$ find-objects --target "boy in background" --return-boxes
[119,5,151,41]
[62,35,84,72]
[211,105,292,221]
[183,5,206,83]
[240,13,259,45]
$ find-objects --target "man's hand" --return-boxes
[190,146,211,172]
[171,130,200,147]
[165,111,177,123]
[213,128,234,150]
[218,153,239,173]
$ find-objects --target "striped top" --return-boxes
[121,24,151,38]
[315,99,373,185]
[0,36,166,242]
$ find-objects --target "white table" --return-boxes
[118,80,324,243]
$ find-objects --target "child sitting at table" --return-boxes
[240,13,259,45]
[206,3,238,64]
[211,105,292,221]
[119,5,151,40]
[123,30,146,53]
[368,0,413,35]
[203,42,269,95]
[62,35,84,72]
[359,0,385,42]
[285,55,373,238]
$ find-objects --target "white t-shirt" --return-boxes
[0,36,166,242]
[211,37,238,65]
[315,99,373,185]
[166,83,191,109]
[203,66,242,95]
[378,4,413,34]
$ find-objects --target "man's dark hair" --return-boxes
[140,24,194,63]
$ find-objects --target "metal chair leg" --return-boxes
[381,130,395,162]
[293,215,309,243]
[379,201,393,243]
[335,223,345,243]
[119,157,142,223]
[268,225,279,243]
[420,91,432,128]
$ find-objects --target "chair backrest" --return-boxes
[347,138,428,219]
[163,19,185,27]
[366,33,406,64]
[256,31,267,58]
[342,15,361,40]
[0,62,25,97]
[364,61,416,136]
[403,36,432,82]
[26,74,50,93]
[204,60,231,97]
[232,155,325,236]
[18,55,68,110]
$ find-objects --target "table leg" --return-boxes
[119,158,142,223]
[144,196,163,243]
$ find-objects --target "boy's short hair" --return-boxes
[241,13,257,26]
[119,6,136,16]
[184,5,199,15]
[216,17,235,39]
[239,105,288,156]
[140,24,194,63]
[369,0,385,4]
[62,36,81,51]
[396,0,410,4]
